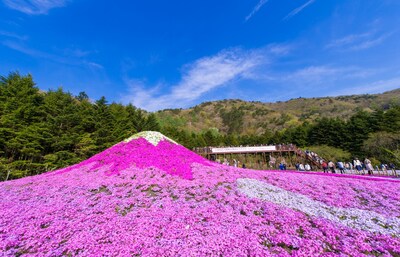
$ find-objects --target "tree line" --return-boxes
[162,107,400,166]
[0,72,159,180]
[1,72,399,180]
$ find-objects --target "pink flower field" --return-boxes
[1,132,399,256]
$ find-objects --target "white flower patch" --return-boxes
[237,178,400,236]
[124,131,178,146]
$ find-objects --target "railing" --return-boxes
[293,147,324,170]
[193,144,326,171]
[193,144,297,155]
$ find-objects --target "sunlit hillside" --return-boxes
[156,89,400,135]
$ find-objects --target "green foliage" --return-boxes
[0,72,161,180]
[382,106,400,133]
[362,132,400,166]
[220,107,244,134]
[343,111,377,156]
[281,123,311,147]
[306,145,351,163]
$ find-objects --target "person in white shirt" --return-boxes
[364,158,374,175]
[353,158,363,174]
[328,161,335,173]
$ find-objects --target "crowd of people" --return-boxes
[319,158,397,176]
[209,148,399,177]
[297,150,398,177]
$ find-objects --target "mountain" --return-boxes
[1,131,399,256]
[156,89,400,135]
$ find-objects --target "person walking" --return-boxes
[337,161,345,174]
[389,163,397,176]
[328,160,335,173]
[380,163,387,176]
[345,162,350,174]
[322,161,328,173]
[353,158,362,175]
[364,158,373,175]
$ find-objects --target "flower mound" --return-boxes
[1,132,400,256]
[53,131,212,180]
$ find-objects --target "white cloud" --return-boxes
[332,77,400,96]
[260,65,393,101]
[245,0,269,21]
[63,48,92,58]
[326,32,372,49]
[0,30,28,40]
[2,40,103,69]
[2,0,68,15]
[122,48,272,111]
[267,44,292,55]
[282,65,379,85]
[2,40,45,57]
[349,34,389,51]
[326,31,390,51]
[286,66,339,82]
[283,0,315,20]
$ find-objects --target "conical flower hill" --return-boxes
[1,131,400,256]
[53,131,212,180]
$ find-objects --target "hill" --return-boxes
[156,89,400,135]
[1,132,400,256]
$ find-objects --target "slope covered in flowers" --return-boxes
[53,131,211,180]
[1,132,400,256]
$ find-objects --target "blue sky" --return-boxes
[1,0,399,111]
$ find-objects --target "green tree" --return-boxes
[0,72,47,178]
[382,106,400,133]
[362,132,400,166]
[93,96,115,150]
[343,111,375,156]
[306,145,351,163]
[308,118,346,148]
[220,107,244,134]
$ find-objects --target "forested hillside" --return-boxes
[0,72,160,180]
[1,72,399,180]
[156,90,400,135]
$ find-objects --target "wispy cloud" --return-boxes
[2,40,102,69]
[283,0,315,20]
[326,31,391,51]
[349,34,390,51]
[0,30,28,40]
[61,47,94,58]
[2,0,68,15]
[259,64,387,101]
[122,47,277,111]
[332,77,400,96]
[3,40,47,57]
[283,65,378,84]
[245,0,269,21]
[284,66,339,83]
[326,32,372,49]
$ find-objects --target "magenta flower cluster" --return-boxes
[54,137,213,180]
[1,135,399,256]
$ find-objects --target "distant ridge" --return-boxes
[156,89,400,135]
